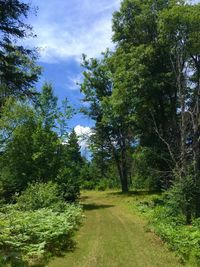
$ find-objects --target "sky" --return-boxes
[23,0,199,147]
[24,0,121,138]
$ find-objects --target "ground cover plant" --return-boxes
[0,182,82,266]
[135,192,200,266]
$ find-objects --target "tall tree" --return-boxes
[158,3,200,222]
[0,0,41,108]
[111,0,181,189]
[111,0,200,222]
[81,53,133,192]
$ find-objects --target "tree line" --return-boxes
[0,0,84,203]
[0,1,86,264]
[80,0,200,224]
[0,0,200,226]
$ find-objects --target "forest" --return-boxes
[0,0,200,266]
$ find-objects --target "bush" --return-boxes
[132,147,167,191]
[136,196,200,265]
[0,205,82,266]
[15,182,65,211]
[56,167,80,202]
[96,179,109,191]
[81,180,96,190]
[150,209,200,265]
[0,182,83,266]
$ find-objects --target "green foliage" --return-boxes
[56,167,80,202]
[96,179,109,191]
[151,209,200,265]
[0,182,82,266]
[15,182,65,212]
[0,204,82,266]
[56,129,83,202]
[79,163,97,190]
[132,147,170,191]
[81,53,133,193]
[0,91,79,202]
[0,0,41,106]
[80,158,120,191]
[136,195,200,265]
[0,99,60,199]
[165,177,197,218]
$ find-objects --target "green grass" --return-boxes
[47,190,190,267]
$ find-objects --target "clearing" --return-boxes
[47,191,188,267]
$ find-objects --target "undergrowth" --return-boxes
[0,182,83,266]
[135,194,200,266]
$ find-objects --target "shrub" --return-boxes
[96,179,109,191]
[56,167,80,202]
[81,180,96,190]
[15,182,65,211]
[0,182,83,266]
[136,196,200,265]
[0,204,82,266]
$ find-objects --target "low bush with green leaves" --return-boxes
[136,195,200,266]
[15,182,65,211]
[96,179,109,191]
[0,182,83,266]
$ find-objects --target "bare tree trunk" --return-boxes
[192,58,200,218]
[120,136,129,193]
[109,132,129,193]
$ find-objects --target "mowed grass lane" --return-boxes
[47,191,188,267]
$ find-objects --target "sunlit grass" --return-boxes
[47,190,189,267]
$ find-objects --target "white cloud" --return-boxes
[74,125,93,139]
[74,125,93,150]
[25,0,121,63]
[68,73,83,91]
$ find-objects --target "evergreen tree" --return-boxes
[56,129,83,202]
[0,0,41,108]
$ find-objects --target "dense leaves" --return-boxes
[0,0,41,107]
[0,187,82,265]
[0,84,83,201]
[136,195,200,265]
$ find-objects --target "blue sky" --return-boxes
[24,0,121,133]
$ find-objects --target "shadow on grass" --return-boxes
[83,203,115,211]
[80,195,89,201]
[107,190,161,197]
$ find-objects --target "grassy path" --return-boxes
[47,191,187,267]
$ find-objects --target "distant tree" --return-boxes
[0,100,37,198]
[0,85,74,201]
[36,83,58,129]
[67,129,83,164]
[56,129,83,202]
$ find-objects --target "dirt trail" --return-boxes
[47,191,187,267]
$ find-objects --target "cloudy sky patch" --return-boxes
[74,125,93,155]
[23,0,121,130]
[27,0,120,63]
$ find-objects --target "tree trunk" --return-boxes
[110,135,129,193]
[186,204,192,224]
[193,69,200,218]
[113,150,129,193]
[120,136,129,193]
[118,163,129,193]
